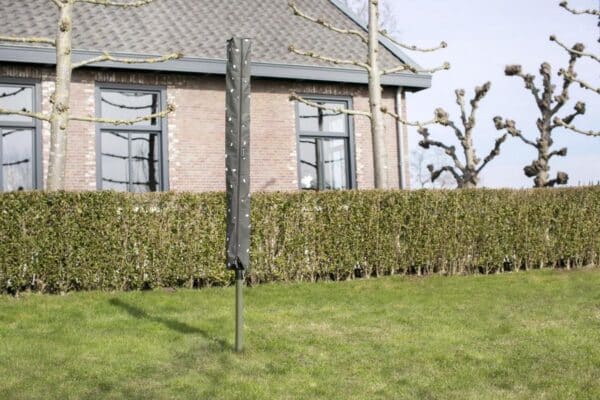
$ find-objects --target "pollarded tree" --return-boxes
[493,1,599,188]
[550,1,599,137]
[288,0,449,189]
[416,82,508,188]
[0,0,182,191]
[493,47,590,188]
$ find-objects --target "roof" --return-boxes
[0,0,431,90]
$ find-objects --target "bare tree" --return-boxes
[492,1,598,188]
[493,48,591,187]
[0,0,181,190]
[409,147,455,189]
[549,1,599,137]
[416,82,507,188]
[288,0,449,189]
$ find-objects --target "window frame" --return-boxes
[95,83,169,192]
[0,77,43,191]
[294,94,356,190]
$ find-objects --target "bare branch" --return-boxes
[455,89,468,129]
[69,103,175,125]
[548,147,568,159]
[553,117,600,137]
[429,107,464,141]
[559,1,600,16]
[477,133,508,173]
[0,35,56,46]
[3,158,31,167]
[381,61,450,76]
[0,87,26,99]
[553,48,580,113]
[290,93,371,118]
[545,172,569,187]
[381,107,443,128]
[379,29,447,53]
[288,45,370,70]
[428,165,461,183]
[0,107,51,122]
[557,101,586,126]
[50,0,64,7]
[469,82,491,120]
[76,0,154,7]
[288,1,367,43]
[493,116,537,147]
[72,51,182,69]
[417,126,465,171]
[550,36,599,63]
[505,65,544,110]
[560,69,600,94]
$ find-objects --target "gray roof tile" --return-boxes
[0,0,407,70]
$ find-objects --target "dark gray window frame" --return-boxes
[95,83,169,191]
[0,77,43,191]
[294,94,356,190]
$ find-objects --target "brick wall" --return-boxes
[1,63,409,192]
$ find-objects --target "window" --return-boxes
[296,97,355,190]
[96,85,168,192]
[0,80,41,191]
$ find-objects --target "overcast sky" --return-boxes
[383,0,600,188]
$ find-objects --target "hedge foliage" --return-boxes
[0,188,599,294]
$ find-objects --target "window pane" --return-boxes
[298,102,346,133]
[101,131,129,191]
[2,129,33,191]
[0,85,34,123]
[322,139,348,190]
[299,137,318,190]
[100,90,159,126]
[130,133,160,193]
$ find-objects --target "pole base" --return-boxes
[234,269,244,352]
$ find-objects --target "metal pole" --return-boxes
[235,269,244,352]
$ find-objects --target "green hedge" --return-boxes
[0,188,599,294]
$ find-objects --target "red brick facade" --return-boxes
[1,63,410,192]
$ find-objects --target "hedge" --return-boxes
[0,188,599,294]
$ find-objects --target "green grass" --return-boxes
[1,269,599,400]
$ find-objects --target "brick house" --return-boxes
[0,0,430,193]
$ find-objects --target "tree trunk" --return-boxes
[462,123,479,188]
[368,0,388,189]
[533,120,551,187]
[47,2,73,191]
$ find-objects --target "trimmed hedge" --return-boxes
[0,188,599,294]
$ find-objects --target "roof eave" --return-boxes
[0,45,431,91]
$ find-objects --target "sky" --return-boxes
[381,0,599,188]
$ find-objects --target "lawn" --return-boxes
[1,269,599,400]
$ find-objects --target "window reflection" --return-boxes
[322,139,347,190]
[101,131,129,192]
[2,129,33,191]
[298,102,346,133]
[297,98,352,191]
[0,85,34,124]
[130,133,159,192]
[299,138,318,190]
[101,91,159,126]
[99,87,163,192]
[101,131,160,192]
[299,137,349,191]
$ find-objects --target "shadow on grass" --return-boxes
[108,298,229,350]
